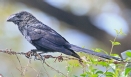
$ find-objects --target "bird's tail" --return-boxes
[70,44,121,61]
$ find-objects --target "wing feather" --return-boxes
[27,25,70,47]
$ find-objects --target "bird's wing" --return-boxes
[28,25,69,46]
[27,26,73,55]
[32,37,74,55]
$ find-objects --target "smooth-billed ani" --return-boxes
[7,11,121,61]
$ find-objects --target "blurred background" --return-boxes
[0,0,131,77]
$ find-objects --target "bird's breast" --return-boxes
[25,35,32,43]
[22,28,32,43]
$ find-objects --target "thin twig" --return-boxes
[28,66,43,77]
[22,59,30,76]
[15,54,23,72]
[110,31,119,55]
[41,63,50,77]
[44,61,67,77]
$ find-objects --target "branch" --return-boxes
[0,49,125,64]
[0,49,128,77]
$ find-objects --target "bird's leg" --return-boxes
[31,49,45,61]
[25,49,45,62]
[25,50,36,59]
[54,54,63,62]
[31,49,40,60]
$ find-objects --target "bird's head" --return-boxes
[7,11,34,25]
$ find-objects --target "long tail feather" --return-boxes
[70,44,121,61]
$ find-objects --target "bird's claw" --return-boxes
[25,50,45,62]
[25,51,34,59]
[54,54,63,62]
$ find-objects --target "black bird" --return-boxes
[7,11,120,61]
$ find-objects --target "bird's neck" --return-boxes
[17,19,38,35]
[18,23,27,36]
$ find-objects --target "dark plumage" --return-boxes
[7,11,121,61]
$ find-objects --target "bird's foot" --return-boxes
[25,51,34,59]
[37,53,45,63]
[54,54,63,62]
[25,49,45,62]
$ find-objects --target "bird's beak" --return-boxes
[7,14,16,22]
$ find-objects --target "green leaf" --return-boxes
[93,48,108,54]
[125,67,131,76]
[113,42,121,45]
[115,29,119,34]
[119,28,126,35]
[92,69,97,73]
[105,72,114,77]
[110,40,113,45]
[98,61,108,67]
[91,74,98,77]
[115,29,126,35]
[110,40,121,45]
[110,54,120,57]
[80,73,87,77]
[67,66,71,72]
[126,52,131,57]
[95,71,103,74]
[73,75,78,77]
[94,48,102,52]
